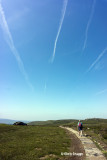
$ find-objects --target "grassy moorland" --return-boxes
[0,118,106,159]
[0,124,71,160]
[28,118,107,158]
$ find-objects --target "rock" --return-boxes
[13,121,27,125]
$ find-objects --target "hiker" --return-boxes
[77,120,83,136]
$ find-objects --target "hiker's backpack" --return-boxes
[78,122,82,127]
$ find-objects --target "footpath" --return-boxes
[61,127,106,160]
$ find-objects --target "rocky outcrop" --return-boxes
[13,121,27,125]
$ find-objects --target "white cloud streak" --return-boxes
[51,0,68,62]
[83,0,96,51]
[87,47,107,72]
[0,2,34,90]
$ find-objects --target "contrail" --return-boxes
[0,2,34,90]
[51,0,68,62]
[83,0,96,51]
[87,47,107,72]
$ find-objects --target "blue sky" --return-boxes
[0,0,107,121]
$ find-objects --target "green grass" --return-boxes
[103,151,107,158]
[0,124,71,160]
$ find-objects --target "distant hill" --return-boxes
[84,118,107,124]
[1,118,106,125]
[28,119,78,126]
[0,119,30,124]
[28,118,107,126]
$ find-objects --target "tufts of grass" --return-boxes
[0,125,71,160]
[103,151,107,158]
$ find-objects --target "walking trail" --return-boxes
[61,127,106,160]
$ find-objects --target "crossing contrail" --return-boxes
[87,47,107,72]
[51,0,68,62]
[0,2,34,91]
[83,0,96,51]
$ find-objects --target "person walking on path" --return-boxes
[77,120,83,136]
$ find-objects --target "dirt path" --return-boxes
[64,128,86,160]
[61,126,106,160]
